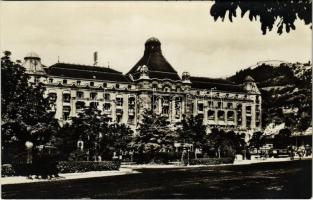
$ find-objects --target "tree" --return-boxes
[210,0,312,35]
[133,110,178,156]
[180,115,207,159]
[66,107,108,161]
[207,128,246,158]
[105,123,134,158]
[274,128,291,149]
[1,51,60,163]
[249,131,266,153]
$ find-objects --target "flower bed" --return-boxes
[57,160,121,173]
[188,157,234,165]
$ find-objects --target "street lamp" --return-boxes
[25,141,34,164]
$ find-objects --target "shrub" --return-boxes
[57,160,121,173]
[1,164,15,177]
[188,157,234,165]
[133,152,181,164]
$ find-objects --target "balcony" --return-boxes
[128,109,135,116]
[116,108,123,115]
[103,110,112,115]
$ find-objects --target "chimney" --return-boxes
[93,51,98,66]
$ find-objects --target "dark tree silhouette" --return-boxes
[210,0,312,35]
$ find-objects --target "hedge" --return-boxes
[57,160,121,173]
[2,164,15,177]
[133,152,182,164]
[188,157,235,165]
[1,160,121,177]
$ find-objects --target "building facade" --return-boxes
[23,37,262,135]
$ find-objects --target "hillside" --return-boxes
[228,61,312,132]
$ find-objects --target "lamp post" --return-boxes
[25,141,34,164]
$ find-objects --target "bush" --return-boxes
[1,164,16,177]
[133,152,181,164]
[57,160,121,173]
[188,157,234,165]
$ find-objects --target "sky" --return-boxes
[1,1,311,78]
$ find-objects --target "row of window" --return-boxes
[49,92,136,103]
[48,78,132,89]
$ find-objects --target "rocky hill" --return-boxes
[228,61,312,132]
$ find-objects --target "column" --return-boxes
[158,97,162,114]
[242,104,246,129]
[171,98,175,121]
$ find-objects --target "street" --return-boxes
[2,160,312,199]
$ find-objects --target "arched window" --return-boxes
[217,110,225,120]
[207,110,215,120]
[227,111,234,121]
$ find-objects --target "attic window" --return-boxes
[90,82,94,87]
[49,78,53,83]
[63,79,67,84]
[77,80,81,85]
[103,83,107,88]
[116,84,120,89]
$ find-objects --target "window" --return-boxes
[76,101,85,110]
[227,111,234,121]
[129,97,135,105]
[63,79,67,84]
[48,93,57,102]
[152,84,158,90]
[116,97,123,106]
[77,91,84,99]
[90,92,97,100]
[208,110,215,120]
[128,85,131,89]
[218,110,225,120]
[116,84,120,89]
[63,93,71,102]
[90,82,94,87]
[77,80,81,85]
[208,101,213,108]
[90,102,99,109]
[49,78,53,83]
[227,103,233,109]
[34,77,40,83]
[104,93,110,101]
[218,102,222,108]
[197,103,204,112]
[246,106,251,114]
[103,82,107,88]
[104,103,111,111]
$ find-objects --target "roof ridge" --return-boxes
[52,62,121,73]
[49,66,123,75]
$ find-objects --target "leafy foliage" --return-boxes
[207,128,246,158]
[210,0,312,35]
[249,131,266,149]
[134,110,178,154]
[1,51,60,162]
[228,61,312,131]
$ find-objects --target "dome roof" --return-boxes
[127,37,180,81]
[244,75,255,82]
[145,37,160,45]
[25,52,40,59]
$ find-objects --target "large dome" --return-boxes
[127,37,180,81]
[25,52,40,60]
[145,37,160,45]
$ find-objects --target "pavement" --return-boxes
[1,156,311,185]
[1,168,140,185]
